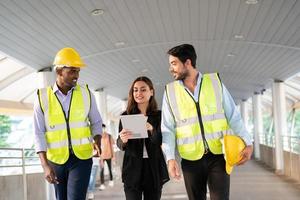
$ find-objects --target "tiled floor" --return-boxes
[91,160,300,200]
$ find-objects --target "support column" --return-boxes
[272,81,287,173]
[94,88,108,125]
[37,67,55,88]
[240,100,249,131]
[121,99,127,111]
[253,92,262,160]
[37,68,55,200]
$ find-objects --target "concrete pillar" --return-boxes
[272,81,287,173]
[37,68,56,200]
[109,120,118,138]
[94,89,108,125]
[121,99,127,111]
[253,93,262,159]
[37,68,55,88]
[240,100,249,131]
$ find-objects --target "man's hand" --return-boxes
[38,152,59,184]
[167,159,181,180]
[93,135,102,156]
[237,145,253,165]
[43,164,59,184]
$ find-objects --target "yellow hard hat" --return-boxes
[222,134,246,175]
[53,47,86,68]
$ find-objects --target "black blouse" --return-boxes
[117,109,169,189]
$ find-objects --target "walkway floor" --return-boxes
[92,160,300,200]
[230,160,300,200]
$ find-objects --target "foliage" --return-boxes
[290,110,300,153]
[0,115,11,147]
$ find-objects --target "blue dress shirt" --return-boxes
[161,72,253,161]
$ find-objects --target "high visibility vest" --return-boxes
[38,84,93,164]
[165,73,230,161]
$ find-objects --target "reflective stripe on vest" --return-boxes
[166,73,230,160]
[47,137,92,149]
[39,84,93,164]
[45,121,89,132]
[176,113,226,128]
[177,130,225,145]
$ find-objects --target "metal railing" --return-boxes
[0,147,41,200]
[259,133,275,147]
[259,134,300,154]
[282,135,300,154]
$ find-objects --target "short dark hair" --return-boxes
[167,44,197,68]
[102,124,106,128]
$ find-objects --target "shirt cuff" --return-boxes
[34,135,47,153]
[162,143,175,161]
[91,127,102,137]
[241,135,253,146]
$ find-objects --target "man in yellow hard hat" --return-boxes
[161,44,253,200]
[33,47,103,200]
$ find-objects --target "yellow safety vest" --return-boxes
[166,73,230,161]
[38,84,93,164]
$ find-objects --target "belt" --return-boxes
[204,148,210,154]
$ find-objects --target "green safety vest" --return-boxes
[38,84,93,164]
[166,73,230,161]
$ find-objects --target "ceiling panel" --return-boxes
[0,0,300,107]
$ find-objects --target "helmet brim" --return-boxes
[226,163,233,175]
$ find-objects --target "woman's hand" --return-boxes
[146,122,153,133]
[119,129,132,144]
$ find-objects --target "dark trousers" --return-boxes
[100,158,113,184]
[124,158,162,200]
[48,154,92,200]
[181,153,230,200]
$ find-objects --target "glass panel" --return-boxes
[0,72,37,101]
[0,58,25,81]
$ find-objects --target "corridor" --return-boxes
[92,160,300,200]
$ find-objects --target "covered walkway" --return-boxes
[91,160,300,200]
[1,1,300,199]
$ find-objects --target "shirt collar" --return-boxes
[179,71,202,85]
[53,82,76,95]
[196,71,202,85]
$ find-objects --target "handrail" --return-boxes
[0,147,40,200]
[0,148,39,168]
[259,133,300,154]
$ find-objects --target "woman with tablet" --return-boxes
[117,76,169,200]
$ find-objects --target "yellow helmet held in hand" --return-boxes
[53,47,86,68]
[222,134,246,175]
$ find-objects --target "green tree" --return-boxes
[0,115,11,147]
[293,111,300,153]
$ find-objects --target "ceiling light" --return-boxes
[132,59,140,63]
[91,9,104,16]
[245,0,258,4]
[234,35,244,39]
[114,41,125,47]
[227,53,236,57]
[0,56,7,62]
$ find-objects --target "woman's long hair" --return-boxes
[126,76,158,114]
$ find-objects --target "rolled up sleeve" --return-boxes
[161,92,176,161]
[222,84,253,146]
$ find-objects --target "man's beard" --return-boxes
[175,70,189,80]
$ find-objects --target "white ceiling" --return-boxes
[1,0,300,110]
